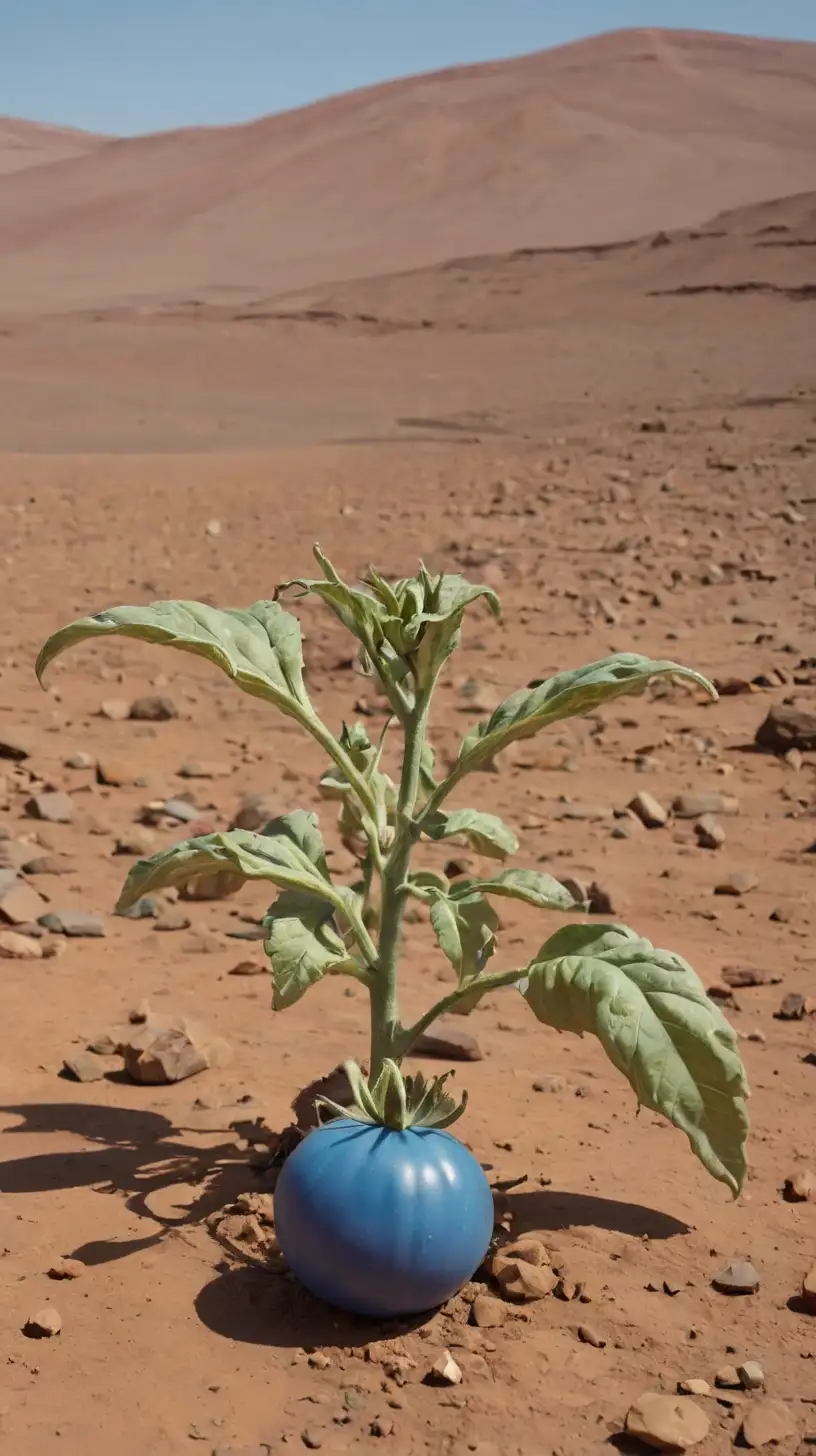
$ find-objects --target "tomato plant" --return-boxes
[37,547,748,1316]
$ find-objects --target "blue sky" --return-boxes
[1,0,813,136]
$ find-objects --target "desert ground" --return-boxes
[0,27,815,1456]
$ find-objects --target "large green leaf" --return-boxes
[36,598,312,723]
[429,890,499,985]
[115,814,334,914]
[519,923,749,1196]
[450,868,576,911]
[422,807,518,860]
[264,890,356,1009]
[452,654,716,779]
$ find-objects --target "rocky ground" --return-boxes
[0,387,814,1455]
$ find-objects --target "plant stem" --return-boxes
[395,967,523,1057]
[368,692,431,1079]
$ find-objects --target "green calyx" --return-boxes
[316,1058,468,1131]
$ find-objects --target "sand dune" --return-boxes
[0,27,815,314]
[0,116,108,177]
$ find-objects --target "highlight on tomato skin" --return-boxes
[273,1117,495,1318]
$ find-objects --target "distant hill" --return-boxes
[0,116,108,177]
[0,28,815,314]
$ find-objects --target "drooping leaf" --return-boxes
[430,890,499,984]
[402,570,501,688]
[450,868,577,912]
[264,890,356,1009]
[36,598,312,723]
[115,815,333,914]
[422,807,518,860]
[519,923,749,1196]
[451,654,716,780]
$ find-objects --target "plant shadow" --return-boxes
[0,1100,267,1263]
[505,1188,689,1240]
[195,1264,430,1350]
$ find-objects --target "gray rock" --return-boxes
[714,869,759,896]
[162,797,200,822]
[64,751,94,769]
[63,1052,106,1083]
[38,910,106,937]
[673,791,739,819]
[755,703,816,754]
[694,814,725,849]
[129,695,178,721]
[712,1259,760,1295]
[628,791,669,829]
[118,1016,232,1085]
[0,874,48,926]
[26,791,74,824]
[0,728,32,761]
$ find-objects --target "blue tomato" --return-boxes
[274,1117,494,1317]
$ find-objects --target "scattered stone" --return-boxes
[63,1052,106,1083]
[48,1258,84,1280]
[784,1169,816,1202]
[153,904,192,932]
[0,927,43,958]
[769,901,797,924]
[99,698,131,722]
[494,1259,557,1303]
[23,853,74,876]
[413,1019,483,1062]
[425,1351,463,1386]
[0,839,37,871]
[26,791,74,824]
[301,1429,324,1450]
[714,869,759,896]
[64,751,94,770]
[712,1259,760,1295]
[0,878,48,925]
[577,1324,605,1347]
[628,791,669,829]
[677,1379,711,1397]
[803,1262,816,1313]
[162,797,201,823]
[695,814,726,849]
[179,869,244,901]
[556,802,613,822]
[722,965,771,989]
[740,1400,797,1448]
[119,1017,232,1084]
[230,792,278,832]
[96,758,139,787]
[625,1392,710,1450]
[23,1307,62,1338]
[178,759,232,779]
[715,1365,742,1389]
[39,910,106,938]
[672,792,739,819]
[114,827,156,856]
[129,695,178,721]
[491,1238,548,1272]
[470,1294,507,1328]
[755,704,816,754]
[87,1032,117,1055]
[533,1075,567,1094]
[228,959,267,976]
[116,896,159,920]
[0,728,32,760]
[738,1361,765,1390]
[777,993,807,1021]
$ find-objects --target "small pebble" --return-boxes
[23,1306,62,1338]
[712,1259,760,1295]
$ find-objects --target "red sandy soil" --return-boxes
[0,118,108,178]
[0,26,815,1456]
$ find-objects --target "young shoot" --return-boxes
[36,546,749,1196]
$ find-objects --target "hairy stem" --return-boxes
[395,967,523,1057]
[368,692,431,1079]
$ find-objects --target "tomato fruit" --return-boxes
[274,1117,494,1317]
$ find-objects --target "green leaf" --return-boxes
[423,806,518,860]
[430,890,499,985]
[115,814,333,914]
[404,571,500,688]
[519,923,749,1196]
[453,654,716,778]
[264,890,356,1009]
[36,598,312,724]
[450,868,577,911]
